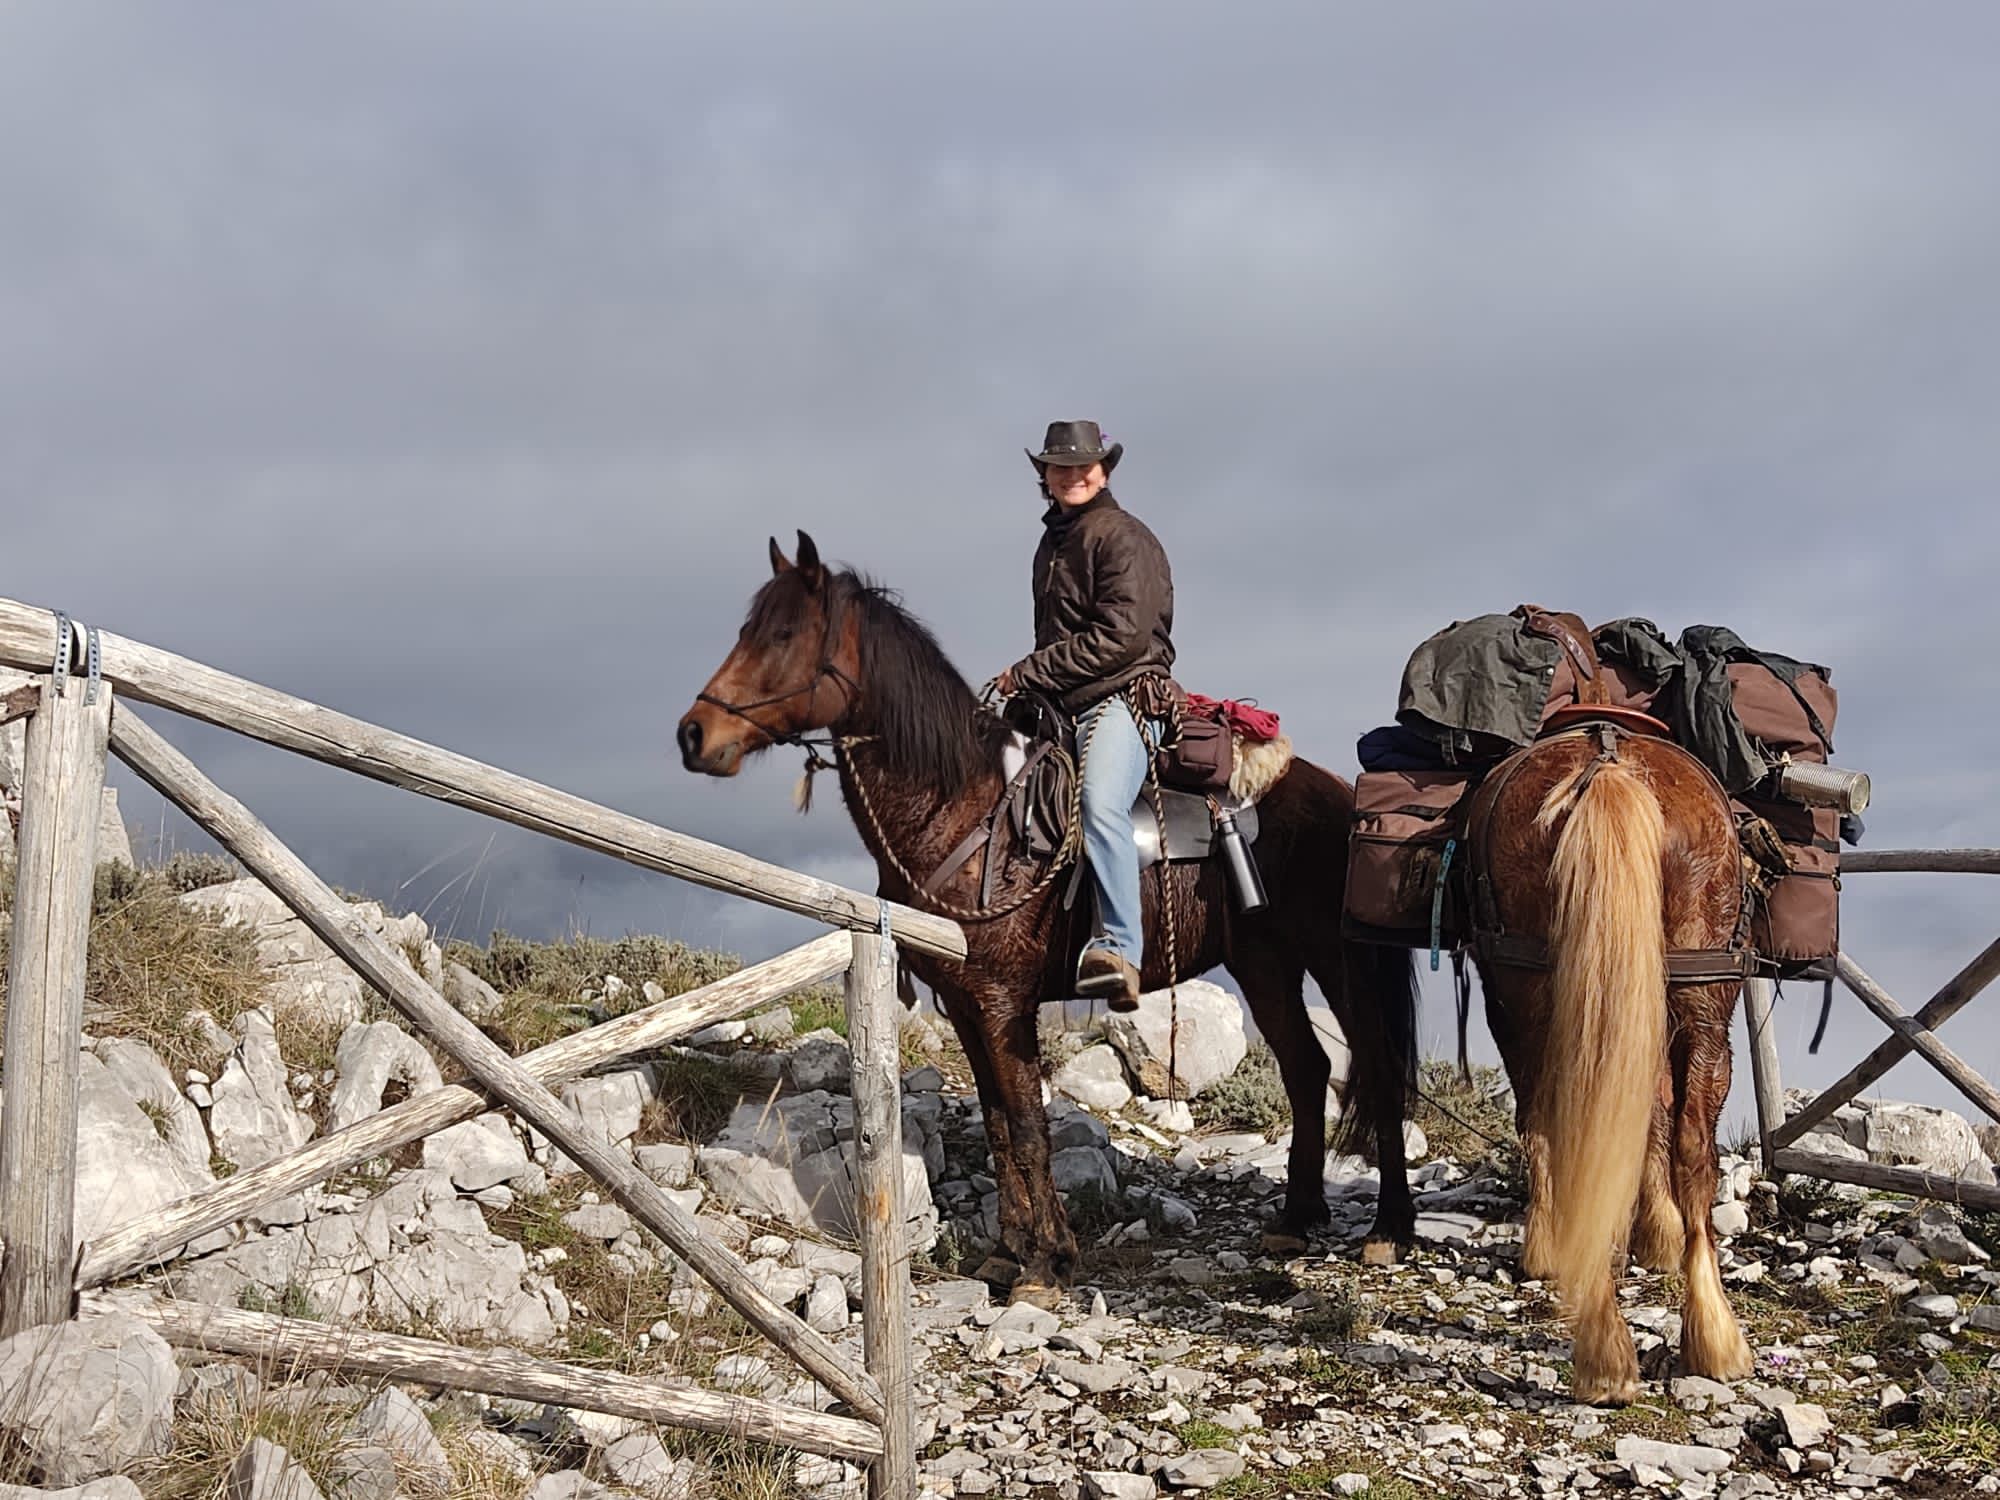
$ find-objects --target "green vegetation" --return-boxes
[1409,1060,1516,1165]
[1195,1042,1291,1138]
[236,1281,318,1320]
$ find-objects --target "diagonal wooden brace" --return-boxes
[109,705,884,1425]
[1833,954,2000,1127]
[1772,932,2000,1151]
[77,931,850,1289]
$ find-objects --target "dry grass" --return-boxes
[428,1406,548,1500]
[135,1373,370,1500]
[452,930,740,1010]
[0,862,271,1078]
[636,1053,769,1148]
[456,930,740,1059]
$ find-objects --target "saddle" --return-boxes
[920,688,1274,910]
[1519,605,1672,740]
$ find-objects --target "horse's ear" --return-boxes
[769,536,792,575]
[795,530,823,587]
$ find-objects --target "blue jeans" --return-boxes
[1077,697,1164,967]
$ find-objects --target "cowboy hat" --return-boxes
[1026,419,1122,474]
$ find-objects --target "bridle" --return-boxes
[694,579,862,749]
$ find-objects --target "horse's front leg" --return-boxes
[987,998,1077,1304]
[933,982,1037,1286]
[944,981,1077,1302]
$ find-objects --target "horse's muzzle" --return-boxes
[676,712,743,776]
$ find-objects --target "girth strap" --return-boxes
[1473,930,1754,985]
[921,740,1057,902]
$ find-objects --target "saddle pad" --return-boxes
[1133,787,1259,869]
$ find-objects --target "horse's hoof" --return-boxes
[1573,1371,1640,1408]
[1009,1278,1064,1311]
[1360,1237,1404,1268]
[970,1255,1021,1290]
[1260,1224,1310,1257]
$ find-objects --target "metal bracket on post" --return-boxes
[46,613,93,702]
[50,612,71,698]
[83,625,102,706]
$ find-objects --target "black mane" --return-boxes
[745,566,1008,797]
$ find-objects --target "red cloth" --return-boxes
[1186,692,1281,742]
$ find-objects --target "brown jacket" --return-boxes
[1008,493,1175,713]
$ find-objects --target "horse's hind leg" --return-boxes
[1484,979,1555,1281]
[1315,943,1416,1264]
[1672,985,1753,1381]
[1629,1076,1687,1273]
[1230,950,1330,1254]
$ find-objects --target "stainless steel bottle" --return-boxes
[1215,807,1268,913]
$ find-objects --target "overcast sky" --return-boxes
[4,4,1995,1118]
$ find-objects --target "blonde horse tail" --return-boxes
[1535,754,1667,1316]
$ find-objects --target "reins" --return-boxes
[695,584,862,750]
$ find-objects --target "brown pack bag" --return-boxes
[1741,798,1841,974]
[1725,650,1840,974]
[1345,770,1475,942]
[1729,659,1837,767]
[1156,711,1233,792]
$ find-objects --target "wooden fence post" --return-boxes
[1741,975,1785,1173]
[846,929,915,1500]
[0,676,111,1335]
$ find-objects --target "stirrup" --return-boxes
[1076,945,1141,1013]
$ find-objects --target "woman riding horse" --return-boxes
[675,432,1419,1305]
[997,420,1172,1013]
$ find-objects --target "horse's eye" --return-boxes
[774,628,795,644]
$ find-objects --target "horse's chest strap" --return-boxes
[919,742,1054,900]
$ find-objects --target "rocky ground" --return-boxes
[0,861,1996,1499]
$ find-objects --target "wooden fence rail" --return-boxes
[1743,848,2000,1213]
[0,594,945,1500]
[0,596,964,962]
[86,1294,885,1463]
[110,704,887,1422]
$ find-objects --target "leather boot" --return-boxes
[1076,947,1142,1013]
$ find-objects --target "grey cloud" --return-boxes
[5,3,1996,1123]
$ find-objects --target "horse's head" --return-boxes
[677,531,861,776]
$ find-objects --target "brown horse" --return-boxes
[676,533,1419,1302]
[1467,725,1754,1405]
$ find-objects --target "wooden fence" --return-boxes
[0,596,968,1499]
[1741,848,2000,1211]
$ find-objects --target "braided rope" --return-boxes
[1131,689,1183,1100]
[835,707,1110,924]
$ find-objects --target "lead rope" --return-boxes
[1132,689,1183,1104]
